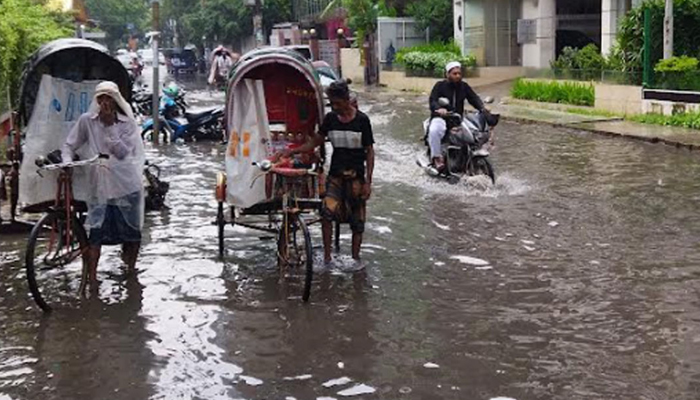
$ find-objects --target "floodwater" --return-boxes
[2,81,700,400]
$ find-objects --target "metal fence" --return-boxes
[318,40,339,70]
[293,0,334,22]
[377,17,429,63]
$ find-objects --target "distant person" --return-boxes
[208,46,235,88]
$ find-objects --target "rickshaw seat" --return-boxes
[271,167,316,177]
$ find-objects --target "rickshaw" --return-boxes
[16,39,134,312]
[215,48,325,302]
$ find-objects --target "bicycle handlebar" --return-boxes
[36,154,109,171]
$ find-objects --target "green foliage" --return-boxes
[615,0,700,73]
[654,56,699,72]
[321,0,395,47]
[180,0,253,49]
[395,40,474,77]
[565,107,623,118]
[652,56,700,90]
[405,0,452,42]
[511,79,595,107]
[550,44,607,80]
[630,111,700,130]
[0,0,73,106]
[399,51,476,77]
[161,0,291,49]
[395,40,461,64]
[84,0,149,51]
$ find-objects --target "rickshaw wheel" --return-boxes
[217,201,225,257]
[277,213,313,302]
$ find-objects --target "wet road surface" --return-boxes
[2,83,700,400]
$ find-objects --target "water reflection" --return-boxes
[2,88,700,399]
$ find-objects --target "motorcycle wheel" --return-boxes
[141,126,170,144]
[469,157,495,184]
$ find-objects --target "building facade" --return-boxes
[453,0,643,68]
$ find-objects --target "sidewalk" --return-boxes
[495,99,700,150]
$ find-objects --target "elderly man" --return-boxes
[427,61,487,171]
[62,81,145,286]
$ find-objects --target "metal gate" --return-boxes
[377,17,429,63]
[318,40,339,71]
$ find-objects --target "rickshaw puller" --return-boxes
[283,81,375,263]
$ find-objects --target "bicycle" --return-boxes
[216,160,321,302]
[25,153,108,312]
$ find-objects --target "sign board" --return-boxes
[517,19,536,44]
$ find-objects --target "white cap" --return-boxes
[445,61,461,74]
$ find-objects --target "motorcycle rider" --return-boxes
[427,61,488,171]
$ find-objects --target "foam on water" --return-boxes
[322,377,353,388]
[337,384,376,396]
[239,375,263,386]
[432,220,451,231]
[283,374,313,381]
[450,255,490,266]
[373,135,531,199]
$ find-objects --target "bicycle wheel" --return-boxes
[26,212,89,312]
[277,212,313,302]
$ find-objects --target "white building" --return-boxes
[453,0,643,68]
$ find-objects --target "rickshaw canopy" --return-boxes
[18,38,131,125]
[225,47,325,137]
[223,48,326,208]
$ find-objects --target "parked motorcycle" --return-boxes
[131,82,187,121]
[417,97,499,185]
[141,105,224,143]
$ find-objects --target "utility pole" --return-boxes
[664,0,673,59]
[151,0,160,144]
[253,0,263,47]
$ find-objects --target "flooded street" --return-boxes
[2,84,700,400]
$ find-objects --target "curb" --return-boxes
[501,115,700,151]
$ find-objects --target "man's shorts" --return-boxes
[322,171,366,234]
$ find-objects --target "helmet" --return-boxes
[163,82,179,98]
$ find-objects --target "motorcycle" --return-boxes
[132,82,188,121]
[141,93,224,143]
[417,97,499,185]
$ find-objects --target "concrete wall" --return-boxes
[382,67,524,93]
[523,78,643,114]
[642,100,700,116]
[340,48,364,84]
[520,0,555,68]
[594,83,643,115]
[454,1,465,53]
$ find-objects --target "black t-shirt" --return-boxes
[319,110,374,177]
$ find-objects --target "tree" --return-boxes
[83,0,149,50]
[0,0,73,106]
[405,0,452,43]
[181,0,252,49]
[320,0,394,44]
